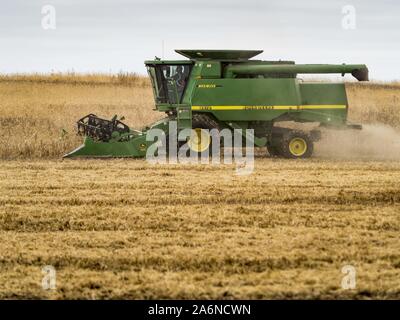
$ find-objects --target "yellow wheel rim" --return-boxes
[188,128,211,153]
[289,137,307,156]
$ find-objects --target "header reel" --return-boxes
[76,114,130,142]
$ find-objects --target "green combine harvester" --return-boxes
[64,49,368,159]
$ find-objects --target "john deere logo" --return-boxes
[139,143,147,151]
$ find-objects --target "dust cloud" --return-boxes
[316,124,400,160]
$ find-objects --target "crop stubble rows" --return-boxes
[0,159,399,299]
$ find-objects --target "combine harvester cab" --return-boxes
[64,49,368,159]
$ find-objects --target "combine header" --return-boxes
[64,49,368,159]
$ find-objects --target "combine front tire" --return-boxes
[187,128,211,153]
[267,144,281,157]
[187,114,219,155]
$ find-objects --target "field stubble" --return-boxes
[1,159,400,299]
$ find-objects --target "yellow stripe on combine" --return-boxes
[191,105,347,111]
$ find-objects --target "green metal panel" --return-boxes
[177,105,192,130]
[181,62,202,105]
[198,61,221,78]
[64,135,148,158]
[300,83,348,105]
[297,83,348,124]
[191,78,301,121]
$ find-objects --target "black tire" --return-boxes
[278,130,314,159]
[188,114,220,156]
[267,144,281,157]
[191,113,219,130]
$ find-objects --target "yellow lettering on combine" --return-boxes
[197,84,217,89]
[191,105,347,111]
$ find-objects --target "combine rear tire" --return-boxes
[278,130,313,159]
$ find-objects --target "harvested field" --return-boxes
[0,159,399,299]
[0,75,399,299]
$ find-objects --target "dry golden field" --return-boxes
[0,74,400,299]
[1,74,400,160]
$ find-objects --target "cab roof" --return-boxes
[175,49,263,60]
[144,60,192,65]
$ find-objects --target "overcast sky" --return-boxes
[0,0,399,80]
